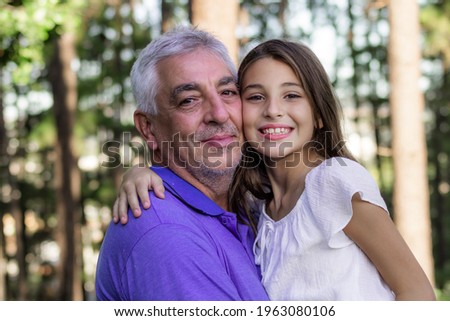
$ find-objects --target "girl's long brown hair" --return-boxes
[229,39,356,233]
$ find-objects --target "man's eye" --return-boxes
[179,98,195,106]
[222,89,238,96]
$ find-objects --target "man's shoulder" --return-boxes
[103,190,210,245]
[143,189,205,224]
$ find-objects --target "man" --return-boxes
[95,27,269,300]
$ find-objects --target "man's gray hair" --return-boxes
[130,26,237,115]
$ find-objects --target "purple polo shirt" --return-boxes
[95,166,269,300]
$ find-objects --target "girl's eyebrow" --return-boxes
[241,83,263,92]
[281,82,302,88]
[242,82,302,92]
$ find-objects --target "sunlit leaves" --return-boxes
[0,0,87,85]
[421,2,450,69]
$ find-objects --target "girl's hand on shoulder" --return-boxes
[112,165,165,225]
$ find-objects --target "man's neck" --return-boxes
[169,165,233,211]
[151,154,235,211]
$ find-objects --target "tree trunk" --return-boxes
[48,32,83,300]
[278,0,288,38]
[189,0,240,64]
[1,73,27,301]
[388,0,435,286]
[431,66,449,288]
[12,196,26,299]
[161,0,176,33]
[347,1,365,159]
[0,68,7,300]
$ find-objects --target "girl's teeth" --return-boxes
[262,128,289,134]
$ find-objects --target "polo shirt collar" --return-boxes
[151,166,226,216]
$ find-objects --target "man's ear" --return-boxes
[134,110,158,150]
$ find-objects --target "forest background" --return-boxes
[0,0,449,301]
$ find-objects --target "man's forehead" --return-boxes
[159,50,233,74]
[155,51,236,101]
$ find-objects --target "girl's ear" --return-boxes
[317,118,324,129]
[134,110,158,150]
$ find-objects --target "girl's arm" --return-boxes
[112,165,165,224]
[343,195,436,300]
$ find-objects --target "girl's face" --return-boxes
[241,57,317,161]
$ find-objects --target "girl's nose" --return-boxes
[263,99,284,118]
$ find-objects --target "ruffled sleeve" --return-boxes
[304,157,389,248]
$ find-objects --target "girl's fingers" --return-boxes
[112,198,120,224]
[118,189,130,224]
[123,182,141,218]
[149,176,165,201]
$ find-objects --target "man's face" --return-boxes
[150,49,243,184]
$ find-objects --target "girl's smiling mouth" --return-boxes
[259,125,293,140]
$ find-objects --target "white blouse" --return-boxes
[254,157,395,300]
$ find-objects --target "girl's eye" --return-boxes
[285,93,301,99]
[246,94,264,101]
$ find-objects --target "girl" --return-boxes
[113,39,435,300]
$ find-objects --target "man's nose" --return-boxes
[204,93,230,124]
